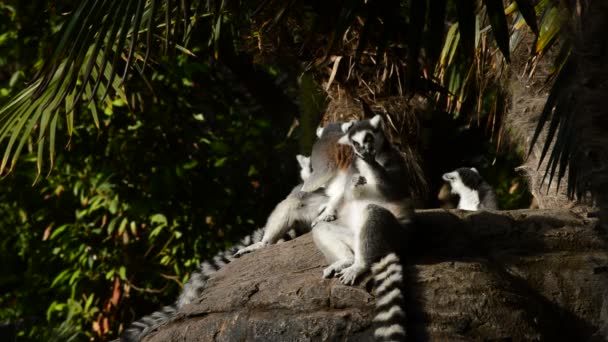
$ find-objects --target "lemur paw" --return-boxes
[338,265,365,285]
[322,261,352,278]
[234,241,265,258]
[322,266,337,278]
[312,210,337,227]
[351,174,367,187]
[318,211,337,222]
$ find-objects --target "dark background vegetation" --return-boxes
[1,0,581,340]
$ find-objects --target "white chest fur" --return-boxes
[455,186,480,211]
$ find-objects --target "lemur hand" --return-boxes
[312,205,337,227]
[338,264,366,285]
[351,174,367,187]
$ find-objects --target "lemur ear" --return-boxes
[337,134,350,145]
[470,167,479,174]
[341,120,355,133]
[316,126,324,138]
[369,114,382,129]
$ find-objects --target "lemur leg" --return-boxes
[312,222,355,278]
[235,196,299,257]
[338,204,400,285]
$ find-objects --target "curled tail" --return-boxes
[371,253,406,342]
[121,228,268,341]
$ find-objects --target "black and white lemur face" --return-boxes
[442,167,482,195]
[442,166,499,211]
[337,115,385,160]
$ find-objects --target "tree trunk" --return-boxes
[144,209,608,341]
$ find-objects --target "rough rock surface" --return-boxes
[145,209,608,341]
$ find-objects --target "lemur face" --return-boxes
[442,171,463,195]
[442,167,481,194]
[337,115,385,160]
[296,155,312,181]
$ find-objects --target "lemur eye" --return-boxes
[353,141,360,148]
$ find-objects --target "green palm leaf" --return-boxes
[0,0,201,176]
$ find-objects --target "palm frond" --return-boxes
[0,0,201,176]
[529,0,608,201]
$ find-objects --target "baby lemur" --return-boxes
[310,115,412,341]
[442,167,498,211]
[121,155,327,342]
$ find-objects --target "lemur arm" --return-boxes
[356,155,406,199]
[312,171,348,226]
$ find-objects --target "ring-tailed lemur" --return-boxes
[233,162,328,257]
[310,115,412,341]
[442,167,498,211]
[121,155,327,341]
[233,122,348,257]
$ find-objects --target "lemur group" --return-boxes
[121,115,498,342]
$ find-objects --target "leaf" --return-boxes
[439,23,458,69]
[528,58,574,157]
[69,269,81,285]
[118,217,129,235]
[150,213,168,226]
[515,0,539,35]
[51,269,71,288]
[536,6,565,53]
[107,216,120,234]
[118,266,127,280]
[483,0,511,62]
[456,0,476,60]
[50,224,69,240]
[407,0,427,90]
[109,195,119,214]
[426,0,447,70]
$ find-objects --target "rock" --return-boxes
[145,209,608,341]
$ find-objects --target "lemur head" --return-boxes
[337,115,386,160]
[296,154,312,181]
[316,122,345,139]
[442,167,482,195]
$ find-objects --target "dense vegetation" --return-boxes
[0,0,578,340]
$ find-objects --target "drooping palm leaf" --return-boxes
[483,0,511,62]
[529,0,608,201]
[0,0,201,176]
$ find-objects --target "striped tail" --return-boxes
[371,253,406,342]
[121,305,177,342]
[121,228,269,341]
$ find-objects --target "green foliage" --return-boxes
[0,0,567,340]
[0,2,299,340]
